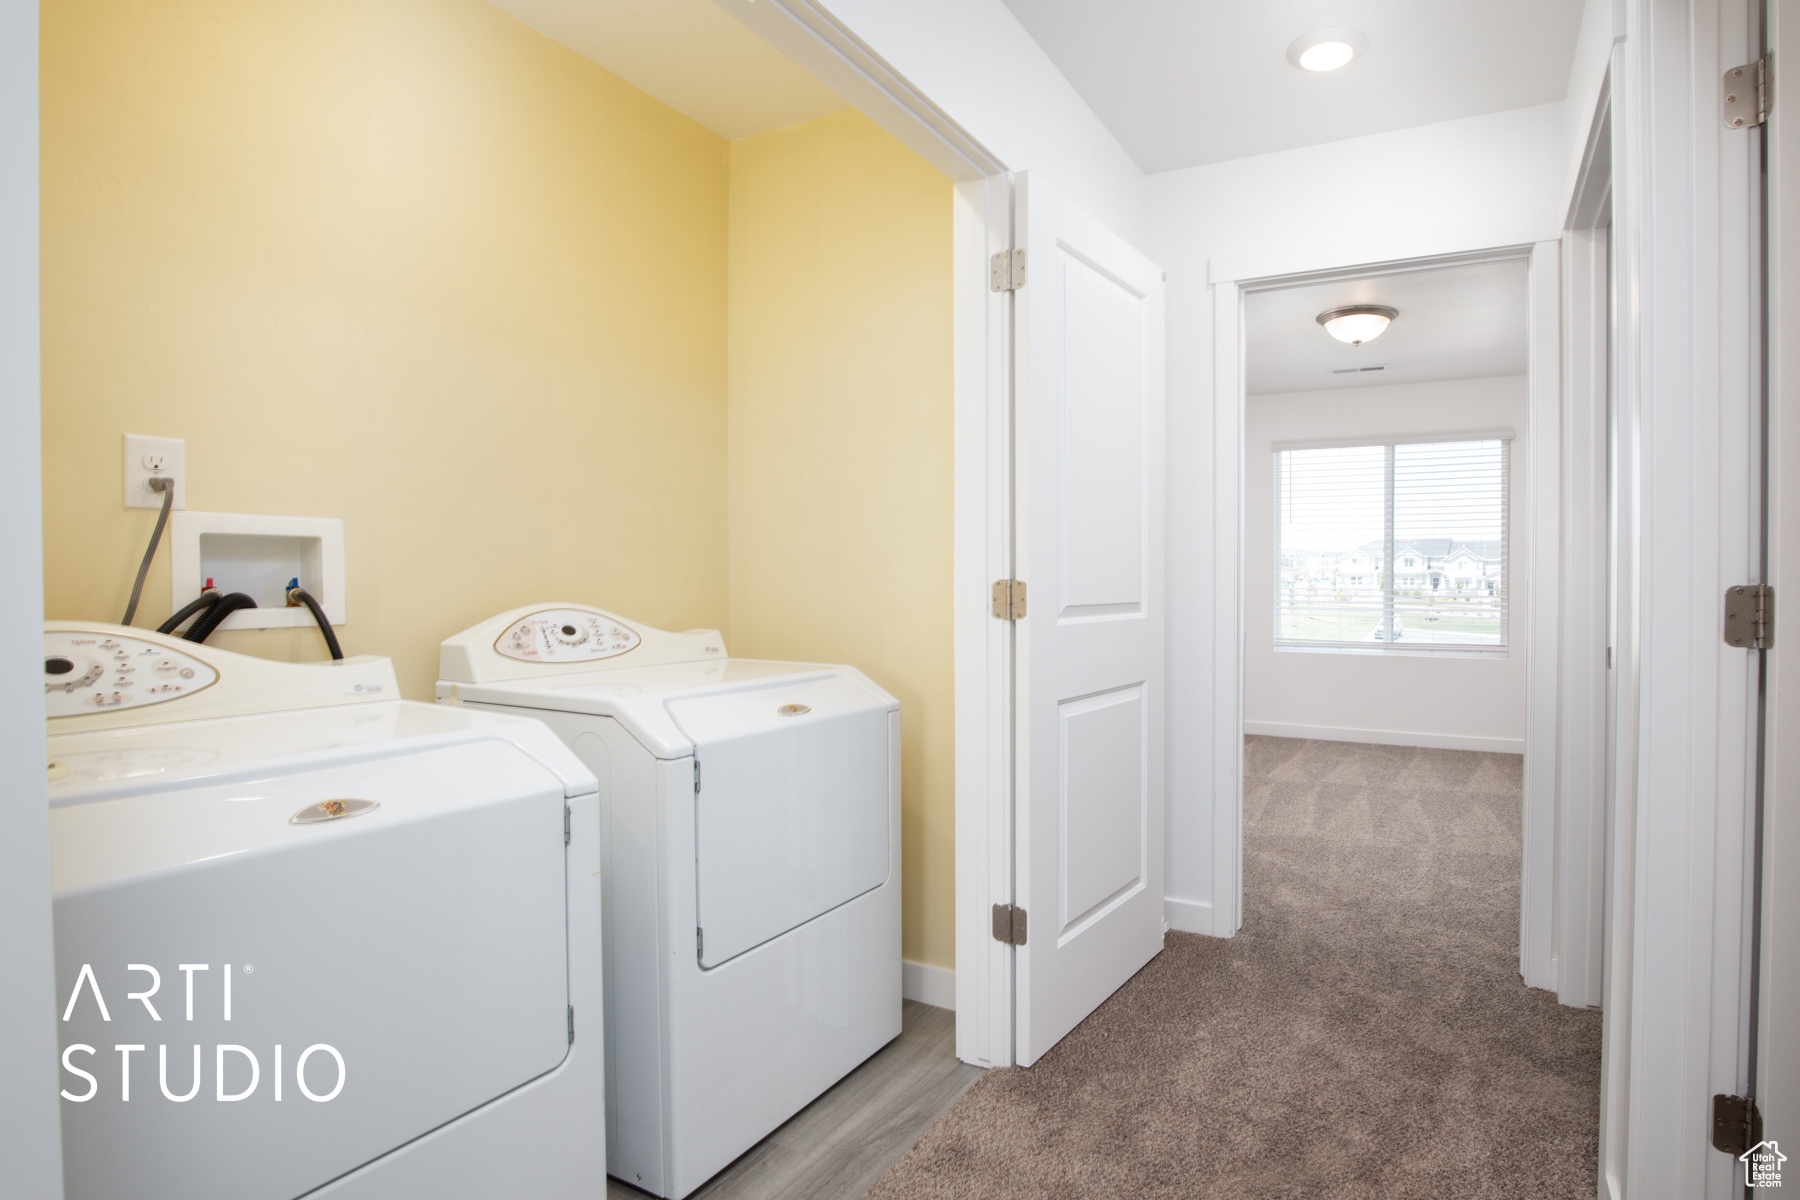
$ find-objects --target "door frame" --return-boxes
[1761,0,1799,1150]
[0,1,63,1196]
[727,0,1021,1068]
[1600,0,1765,1193]
[1206,238,1563,957]
[1556,85,1613,1013]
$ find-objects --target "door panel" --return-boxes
[1059,250,1148,615]
[1059,686,1146,935]
[1016,172,1166,1065]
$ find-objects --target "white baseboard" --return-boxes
[1165,896,1223,936]
[1244,720,1524,755]
[902,959,955,1010]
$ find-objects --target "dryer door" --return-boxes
[672,675,890,968]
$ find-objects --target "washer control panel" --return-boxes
[494,608,642,665]
[45,631,218,717]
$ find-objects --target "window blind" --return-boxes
[1274,438,1508,652]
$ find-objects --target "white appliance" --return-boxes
[45,622,604,1200]
[437,604,901,1199]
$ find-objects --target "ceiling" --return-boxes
[1245,259,1528,396]
[490,0,847,141]
[998,1,1586,173]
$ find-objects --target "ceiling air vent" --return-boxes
[1331,364,1387,375]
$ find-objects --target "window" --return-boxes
[1274,437,1508,651]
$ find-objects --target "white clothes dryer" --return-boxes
[437,604,901,1199]
[45,622,604,1200]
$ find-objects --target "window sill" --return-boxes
[1274,643,1509,659]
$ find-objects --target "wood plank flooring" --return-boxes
[606,1000,983,1200]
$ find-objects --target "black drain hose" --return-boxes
[183,592,257,643]
[157,590,221,636]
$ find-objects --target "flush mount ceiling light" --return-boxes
[1317,304,1398,345]
[1287,28,1368,72]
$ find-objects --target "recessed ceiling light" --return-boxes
[1287,28,1368,72]
[1300,42,1354,71]
[1317,305,1397,346]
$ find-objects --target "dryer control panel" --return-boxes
[440,603,723,683]
[496,609,642,665]
[45,630,218,717]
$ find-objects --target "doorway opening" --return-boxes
[1215,239,1568,967]
[1244,257,1530,749]
[1211,240,1609,1175]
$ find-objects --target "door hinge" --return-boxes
[1712,1092,1764,1155]
[1724,56,1770,128]
[693,760,701,793]
[992,579,1028,620]
[567,1004,575,1045]
[1724,584,1774,649]
[563,805,571,846]
[696,928,704,958]
[990,247,1027,292]
[991,903,1028,946]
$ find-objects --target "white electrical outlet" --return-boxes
[123,434,186,510]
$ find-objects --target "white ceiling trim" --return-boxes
[1211,217,1549,285]
[722,0,1006,179]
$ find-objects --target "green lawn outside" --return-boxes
[1278,605,1503,643]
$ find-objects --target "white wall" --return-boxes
[1,0,65,1194]
[1148,103,1566,930]
[1245,376,1529,753]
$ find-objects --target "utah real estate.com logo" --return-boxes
[58,962,346,1104]
[1743,1140,1786,1190]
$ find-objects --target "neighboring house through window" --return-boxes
[1273,437,1508,651]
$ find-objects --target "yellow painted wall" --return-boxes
[727,112,955,970]
[41,0,730,698]
[42,10,956,972]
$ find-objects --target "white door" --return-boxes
[1013,172,1166,1066]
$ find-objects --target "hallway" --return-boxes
[869,737,1603,1199]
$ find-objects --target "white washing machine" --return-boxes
[436,604,901,1199]
[45,622,604,1200]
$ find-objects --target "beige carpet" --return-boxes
[867,737,1603,1200]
